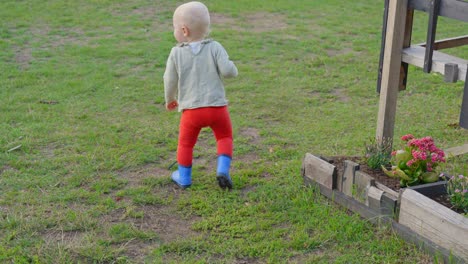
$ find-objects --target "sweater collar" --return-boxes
[177,38,212,47]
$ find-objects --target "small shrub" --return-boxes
[447,174,468,214]
[364,137,391,170]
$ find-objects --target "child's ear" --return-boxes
[182,26,189,37]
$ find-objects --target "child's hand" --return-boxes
[166,101,178,111]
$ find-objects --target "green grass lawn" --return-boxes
[1,0,467,263]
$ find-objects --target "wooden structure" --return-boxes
[376,0,468,145]
[399,188,468,260]
[302,154,468,263]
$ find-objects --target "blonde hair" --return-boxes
[174,1,211,39]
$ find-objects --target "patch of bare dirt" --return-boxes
[100,203,202,262]
[0,165,17,175]
[331,88,350,103]
[211,12,288,33]
[13,45,33,70]
[245,12,288,33]
[239,127,261,144]
[41,230,85,245]
[326,47,355,57]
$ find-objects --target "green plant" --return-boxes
[382,134,446,187]
[364,137,392,170]
[447,174,468,214]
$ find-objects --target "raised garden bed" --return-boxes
[302,153,467,263]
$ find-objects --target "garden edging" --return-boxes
[301,153,467,263]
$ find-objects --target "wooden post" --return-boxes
[376,0,408,144]
[377,0,390,93]
[460,68,468,129]
[423,0,441,73]
[399,8,414,91]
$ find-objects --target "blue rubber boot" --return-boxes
[171,165,192,189]
[216,155,233,189]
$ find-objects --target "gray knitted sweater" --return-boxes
[164,39,238,111]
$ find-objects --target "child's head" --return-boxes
[173,1,210,43]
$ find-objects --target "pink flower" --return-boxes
[455,189,460,193]
[426,163,433,172]
[463,190,468,194]
[459,175,465,179]
[401,134,414,141]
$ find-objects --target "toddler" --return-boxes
[164,1,238,189]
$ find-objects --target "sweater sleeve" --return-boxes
[214,42,238,78]
[163,48,178,104]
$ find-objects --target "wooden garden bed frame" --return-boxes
[302,153,468,263]
[376,0,468,151]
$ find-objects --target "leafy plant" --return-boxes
[447,174,468,214]
[364,137,392,170]
[382,134,446,187]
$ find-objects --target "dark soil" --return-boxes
[330,156,464,215]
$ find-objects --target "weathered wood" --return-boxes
[406,180,447,197]
[367,186,398,218]
[375,181,399,199]
[368,186,384,211]
[381,192,398,217]
[461,72,468,129]
[398,189,468,261]
[341,160,360,197]
[354,171,375,205]
[409,0,468,22]
[402,45,468,82]
[419,35,468,50]
[444,144,468,157]
[400,8,415,91]
[377,0,391,93]
[444,63,459,82]
[376,0,409,143]
[408,0,468,22]
[423,0,441,73]
[316,183,391,224]
[301,153,337,190]
[336,164,343,192]
[391,220,466,264]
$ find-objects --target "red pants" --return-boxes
[177,106,233,167]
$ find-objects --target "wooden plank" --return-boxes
[423,0,441,73]
[317,183,391,224]
[313,183,463,263]
[398,189,468,261]
[376,0,409,143]
[301,153,337,189]
[354,171,375,205]
[461,73,468,129]
[400,8,415,91]
[368,186,384,211]
[341,160,360,197]
[444,63,459,82]
[419,35,468,50]
[381,192,398,217]
[377,0,391,93]
[444,144,468,157]
[409,0,468,22]
[402,45,468,81]
[375,181,399,199]
[406,180,447,197]
[391,221,466,264]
